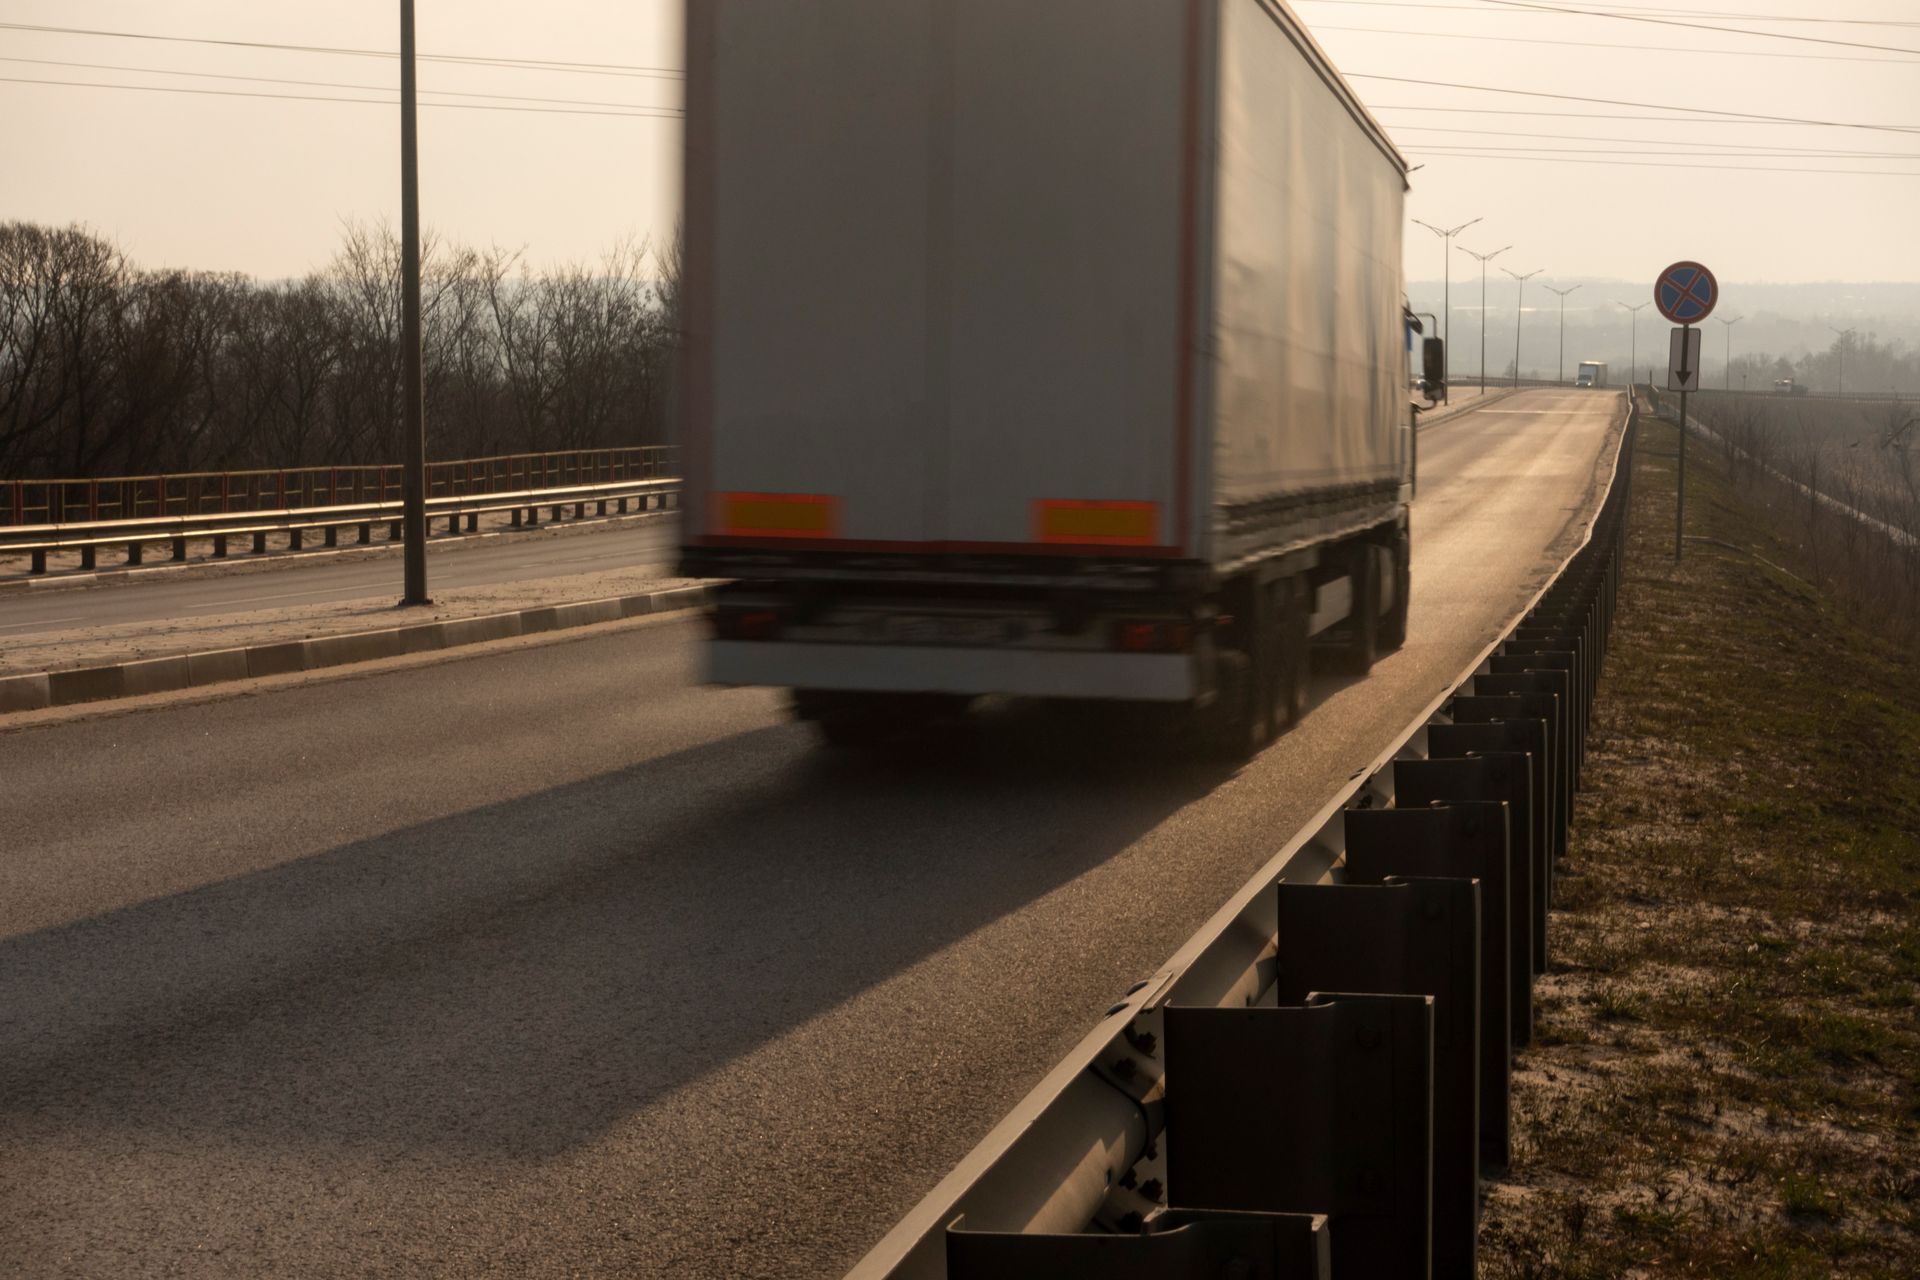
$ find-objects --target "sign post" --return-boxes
[1656,261,1718,560]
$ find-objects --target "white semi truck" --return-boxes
[678,0,1437,752]
[1577,361,1608,389]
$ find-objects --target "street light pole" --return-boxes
[1716,315,1742,391]
[1502,266,1542,386]
[1413,216,1482,404]
[1545,283,1580,385]
[1828,325,1857,397]
[1458,244,1511,394]
[1618,301,1649,392]
[398,0,429,606]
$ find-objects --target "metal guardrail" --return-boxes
[1,475,682,577]
[1,446,678,528]
[851,392,1638,1280]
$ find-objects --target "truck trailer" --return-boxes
[679,0,1430,753]
[1577,361,1608,389]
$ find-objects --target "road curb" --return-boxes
[0,586,712,715]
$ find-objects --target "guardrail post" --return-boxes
[252,531,267,555]
[31,548,46,574]
[1269,879,1480,1278]
[465,512,477,533]
[81,545,96,570]
[213,535,228,558]
[511,508,523,528]
[171,536,186,561]
[358,522,372,545]
[324,526,339,548]
[947,1209,1330,1279]
[126,539,143,566]
[1164,993,1434,1279]
[389,519,402,541]
[289,528,304,552]
[1346,801,1514,1170]
[1468,674,1569,869]
[1394,750,1539,1024]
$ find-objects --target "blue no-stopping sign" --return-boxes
[1656,261,1718,324]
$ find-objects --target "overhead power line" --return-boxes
[1292,0,1920,24]
[1402,151,1920,176]
[1312,22,1920,63]
[1350,73,1920,134]
[1480,0,1920,54]
[0,75,683,120]
[0,56,683,112]
[1388,122,1920,156]
[0,22,685,79]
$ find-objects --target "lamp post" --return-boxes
[1502,266,1542,386]
[1544,283,1580,385]
[1413,216,1482,404]
[1716,315,1742,391]
[1828,325,1857,396]
[1458,244,1511,394]
[398,0,429,606]
[1617,301,1649,392]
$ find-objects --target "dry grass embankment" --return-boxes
[1478,412,1920,1277]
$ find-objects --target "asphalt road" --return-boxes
[0,390,1625,1278]
[0,517,683,637]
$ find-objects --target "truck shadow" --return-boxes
[1,704,1234,1163]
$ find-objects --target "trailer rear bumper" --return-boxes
[707,640,1197,702]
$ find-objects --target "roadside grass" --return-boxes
[1478,410,1920,1277]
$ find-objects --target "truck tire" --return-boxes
[1380,527,1411,651]
[1278,575,1311,727]
[1341,546,1381,675]
[1201,648,1262,759]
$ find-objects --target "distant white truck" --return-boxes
[1576,361,1608,389]
[679,0,1438,753]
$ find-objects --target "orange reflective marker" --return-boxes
[1034,499,1158,547]
[718,492,838,539]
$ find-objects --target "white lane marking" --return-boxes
[1475,409,1593,415]
[181,585,375,612]
[0,614,83,632]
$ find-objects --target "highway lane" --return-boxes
[0,390,1624,1278]
[0,516,683,636]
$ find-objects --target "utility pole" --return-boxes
[1502,266,1541,386]
[1413,216,1481,404]
[399,0,430,607]
[1458,244,1510,394]
[1828,325,1857,397]
[1716,315,1742,391]
[1545,283,1580,385]
[1617,301,1649,392]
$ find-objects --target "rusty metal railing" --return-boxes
[2,446,677,529]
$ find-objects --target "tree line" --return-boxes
[1725,330,1920,397]
[0,220,678,480]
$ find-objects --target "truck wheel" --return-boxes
[1278,576,1311,727]
[1341,547,1381,675]
[1199,649,1263,760]
[1380,528,1411,651]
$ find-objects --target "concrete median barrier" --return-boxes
[0,672,51,713]
[3,586,712,715]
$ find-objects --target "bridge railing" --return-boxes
[2,446,678,529]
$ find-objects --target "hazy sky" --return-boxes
[3,1,1915,290]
